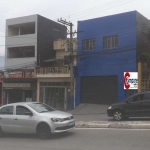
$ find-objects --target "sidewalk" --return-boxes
[75,121,150,129]
[69,104,150,129]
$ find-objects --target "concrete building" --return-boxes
[0,56,4,69]
[3,15,67,104]
[0,75,3,106]
[36,38,77,110]
[75,11,150,107]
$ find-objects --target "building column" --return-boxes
[36,80,40,102]
[138,62,142,92]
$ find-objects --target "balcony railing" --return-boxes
[36,66,70,75]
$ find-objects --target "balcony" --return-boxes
[53,39,77,52]
[36,66,70,78]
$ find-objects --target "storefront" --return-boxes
[38,80,70,110]
[2,78,37,104]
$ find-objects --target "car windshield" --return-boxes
[28,103,55,113]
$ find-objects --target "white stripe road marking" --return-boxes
[74,128,150,131]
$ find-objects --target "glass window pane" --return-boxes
[16,106,31,115]
[0,106,14,115]
[144,93,150,100]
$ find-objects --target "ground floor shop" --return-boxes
[37,78,71,110]
[76,75,137,107]
[2,78,37,104]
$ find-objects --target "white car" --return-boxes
[0,102,75,139]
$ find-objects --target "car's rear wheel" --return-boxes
[37,123,51,139]
[0,127,3,138]
[113,110,124,121]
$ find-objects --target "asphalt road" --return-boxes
[0,128,150,150]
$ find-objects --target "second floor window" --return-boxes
[82,38,95,51]
[103,35,118,49]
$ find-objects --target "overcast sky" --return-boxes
[0,0,150,57]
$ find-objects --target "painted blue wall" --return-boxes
[76,11,137,107]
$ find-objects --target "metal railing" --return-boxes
[36,66,70,74]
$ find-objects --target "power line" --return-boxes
[0,34,37,39]
[0,23,149,48]
[0,43,145,71]
[0,61,36,70]
[69,0,135,21]
[52,0,130,21]
[0,18,148,44]
[0,1,135,37]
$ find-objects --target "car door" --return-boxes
[14,105,35,133]
[123,94,144,117]
[0,105,15,133]
[141,93,150,116]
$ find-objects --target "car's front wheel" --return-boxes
[37,123,51,139]
[113,110,124,121]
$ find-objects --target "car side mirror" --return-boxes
[25,112,33,116]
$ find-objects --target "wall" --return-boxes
[37,15,67,66]
[5,15,37,68]
[136,12,150,61]
[0,56,4,69]
[76,11,137,106]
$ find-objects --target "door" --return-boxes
[124,94,144,117]
[81,76,118,104]
[45,87,65,109]
[0,105,15,133]
[14,106,35,133]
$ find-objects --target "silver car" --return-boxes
[0,102,75,139]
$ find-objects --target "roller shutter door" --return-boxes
[81,76,118,104]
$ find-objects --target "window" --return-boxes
[82,38,95,51]
[103,35,118,49]
[16,106,32,115]
[28,103,55,113]
[0,106,14,115]
[143,93,150,100]
[129,94,144,103]
[7,46,35,58]
[8,22,35,36]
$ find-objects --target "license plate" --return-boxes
[68,121,74,126]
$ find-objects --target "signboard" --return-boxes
[3,83,30,88]
[124,72,138,89]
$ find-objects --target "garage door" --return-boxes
[81,76,118,104]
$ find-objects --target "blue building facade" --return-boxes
[75,11,139,107]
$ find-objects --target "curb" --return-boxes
[75,122,150,129]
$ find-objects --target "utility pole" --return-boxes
[58,18,74,109]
